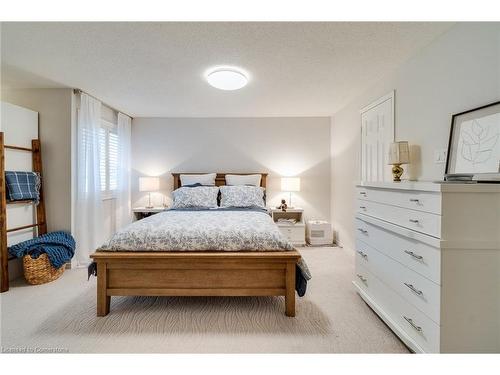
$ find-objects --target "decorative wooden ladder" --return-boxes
[0,131,47,292]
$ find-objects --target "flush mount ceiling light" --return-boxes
[205,67,249,91]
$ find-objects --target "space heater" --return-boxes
[306,220,333,246]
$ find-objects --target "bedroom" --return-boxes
[1,1,499,373]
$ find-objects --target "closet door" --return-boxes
[360,92,395,182]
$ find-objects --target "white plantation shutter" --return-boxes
[108,131,119,191]
[99,121,120,196]
[99,127,107,192]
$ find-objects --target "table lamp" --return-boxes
[388,141,410,182]
[139,176,160,208]
[281,177,301,208]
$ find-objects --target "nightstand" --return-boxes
[132,207,167,220]
[270,208,306,246]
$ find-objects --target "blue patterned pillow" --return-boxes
[219,185,266,208]
[171,186,219,208]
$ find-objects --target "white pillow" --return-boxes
[219,185,266,208]
[171,186,219,208]
[225,174,261,186]
[180,173,216,186]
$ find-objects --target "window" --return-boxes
[99,120,119,197]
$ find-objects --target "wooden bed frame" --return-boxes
[90,173,301,317]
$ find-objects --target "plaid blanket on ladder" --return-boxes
[5,171,41,203]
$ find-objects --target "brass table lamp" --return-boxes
[388,141,410,182]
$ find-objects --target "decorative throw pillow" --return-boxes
[219,185,266,208]
[180,173,216,186]
[171,186,219,209]
[225,174,262,187]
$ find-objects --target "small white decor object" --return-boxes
[306,220,333,246]
[139,176,160,208]
[387,141,410,182]
[281,177,301,208]
[446,101,500,180]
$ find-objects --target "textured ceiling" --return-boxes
[1,22,453,117]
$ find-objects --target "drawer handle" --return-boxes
[403,316,423,332]
[359,206,367,209]
[357,250,368,259]
[409,198,420,203]
[404,250,423,260]
[356,274,367,283]
[359,191,367,195]
[409,219,419,223]
[404,282,424,296]
[357,228,368,234]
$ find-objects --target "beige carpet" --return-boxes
[0,247,409,353]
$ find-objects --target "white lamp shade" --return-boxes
[388,141,410,165]
[281,177,301,192]
[139,176,160,192]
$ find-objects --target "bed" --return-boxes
[90,173,304,317]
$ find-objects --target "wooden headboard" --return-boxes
[172,173,267,190]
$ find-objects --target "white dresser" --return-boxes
[353,181,500,353]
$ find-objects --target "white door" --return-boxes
[360,91,395,182]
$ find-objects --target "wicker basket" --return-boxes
[23,253,64,285]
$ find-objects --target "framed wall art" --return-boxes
[445,100,500,181]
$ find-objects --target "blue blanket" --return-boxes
[5,171,41,203]
[8,231,75,269]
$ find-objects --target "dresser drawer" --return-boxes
[355,217,441,284]
[356,240,440,323]
[356,186,441,214]
[279,225,305,245]
[356,200,441,238]
[354,262,440,353]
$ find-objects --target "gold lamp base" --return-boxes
[391,164,404,182]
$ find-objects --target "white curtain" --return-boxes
[75,93,104,266]
[116,112,132,230]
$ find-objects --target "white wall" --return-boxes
[331,23,500,251]
[132,117,331,221]
[1,88,73,233]
[1,102,40,279]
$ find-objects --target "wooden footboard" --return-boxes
[90,251,301,317]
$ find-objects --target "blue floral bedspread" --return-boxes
[99,207,295,252]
